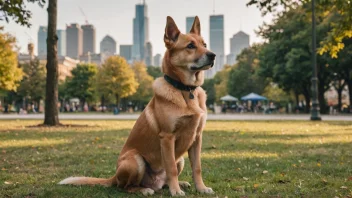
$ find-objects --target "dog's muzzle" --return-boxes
[190,52,216,71]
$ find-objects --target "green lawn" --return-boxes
[1,120,352,198]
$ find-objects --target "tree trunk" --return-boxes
[347,77,352,112]
[115,94,119,108]
[302,87,311,113]
[44,0,60,125]
[101,95,105,112]
[318,78,327,114]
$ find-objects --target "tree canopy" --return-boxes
[0,0,46,27]
[0,29,23,91]
[66,63,98,107]
[130,61,154,105]
[95,56,138,106]
[247,0,352,57]
[18,58,46,102]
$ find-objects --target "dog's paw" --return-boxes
[140,188,154,196]
[170,188,185,196]
[179,181,191,188]
[197,186,214,194]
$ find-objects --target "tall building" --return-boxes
[82,24,96,55]
[186,16,195,33]
[208,15,224,78]
[100,35,116,56]
[132,1,149,61]
[66,23,83,59]
[120,45,132,63]
[144,42,153,66]
[57,30,66,56]
[38,26,47,56]
[229,31,250,62]
[153,54,162,67]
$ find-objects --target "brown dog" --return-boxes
[59,16,216,197]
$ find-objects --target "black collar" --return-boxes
[164,75,198,99]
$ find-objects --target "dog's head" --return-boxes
[162,16,216,86]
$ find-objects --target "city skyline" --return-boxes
[4,0,273,57]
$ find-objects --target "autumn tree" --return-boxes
[18,58,46,109]
[66,63,98,109]
[201,78,216,107]
[129,61,154,109]
[0,29,23,92]
[95,56,138,107]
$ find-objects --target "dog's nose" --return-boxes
[206,52,216,61]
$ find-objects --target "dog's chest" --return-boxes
[174,112,204,157]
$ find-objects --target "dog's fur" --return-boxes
[59,16,216,197]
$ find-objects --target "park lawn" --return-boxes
[1,120,352,198]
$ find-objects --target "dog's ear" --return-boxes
[164,16,180,48]
[190,16,201,35]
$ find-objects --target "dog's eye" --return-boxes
[187,43,196,49]
[203,43,207,48]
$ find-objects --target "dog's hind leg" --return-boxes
[116,150,154,196]
[177,157,191,189]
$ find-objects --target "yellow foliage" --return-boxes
[0,30,23,91]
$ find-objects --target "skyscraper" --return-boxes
[82,24,96,54]
[230,31,250,56]
[209,15,224,78]
[144,42,153,66]
[57,30,66,56]
[66,23,83,59]
[132,1,149,61]
[186,16,195,33]
[153,54,162,67]
[38,26,47,56]
[120,45,132,63]
[100,35,116,55]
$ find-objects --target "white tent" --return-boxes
[220,95,238,102]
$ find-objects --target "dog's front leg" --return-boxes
[159,132,185,196]
[188,133,214,194]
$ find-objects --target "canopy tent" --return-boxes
[241,93,267,101]
[220,95,238,102]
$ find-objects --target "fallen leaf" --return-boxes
[317,163,321,167]
[263,170,268,174]
[253,183,259,188]
[243,177,249,181]
[4,181,12,185]
[340,186,347,189]
[1,168,6,171]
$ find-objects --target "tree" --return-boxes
[201,78,216,107]
[147,66,163,79]
[213,65,231,103]
[66,63,98,109]
[257,4,335,113]
[227,44,268,98]
[44,0,59,125]
[129,61,154,109]
[247,0,352,57]
[18,58,46,109]
[0,0,46,27]
[95,56,138,107]
[0,29,23,92]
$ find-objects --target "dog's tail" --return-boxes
[58,175,117,187]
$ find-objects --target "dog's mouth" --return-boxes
[190,62,214,71]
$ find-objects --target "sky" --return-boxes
[1,0,274,56]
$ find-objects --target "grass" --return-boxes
[1,120,352,198]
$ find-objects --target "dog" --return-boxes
[59,16,216,197]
